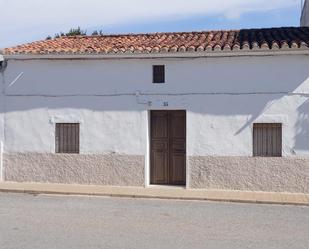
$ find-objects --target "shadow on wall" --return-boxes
[232,94,284,135]
[1,55,309,114]
[294,99,309,153]
[234,76,309,135]
[0,57,308,154]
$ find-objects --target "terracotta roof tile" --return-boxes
[3,27,309,55]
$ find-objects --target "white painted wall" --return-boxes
[0,55,309,156]
[4,56,309,95]
[0,70,4,181]
[301,0,309,26]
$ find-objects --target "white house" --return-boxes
[0,27,309,193]
[301,0,309,27]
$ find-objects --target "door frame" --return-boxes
[145,109,188,188]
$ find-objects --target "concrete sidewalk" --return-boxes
[0,181,308,206]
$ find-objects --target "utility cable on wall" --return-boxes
[4,92,309,97]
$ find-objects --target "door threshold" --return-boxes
[148,184,186,189]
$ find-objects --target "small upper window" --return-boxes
[55,123,80,154]
[153,65,165,83]
[253,123,282,157]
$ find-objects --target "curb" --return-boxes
[0,182,308,206]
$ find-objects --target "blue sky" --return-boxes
[0,0,303,49]
[102,6,301,34]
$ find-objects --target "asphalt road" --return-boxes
[0,192,308,249]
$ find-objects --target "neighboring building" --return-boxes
[301,0,309,26]
[0,27,309,193]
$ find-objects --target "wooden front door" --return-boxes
[150,110,186,185]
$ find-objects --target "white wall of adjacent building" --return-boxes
[301,0,309,26]
[0,55,308,158]
[0,68,4,181]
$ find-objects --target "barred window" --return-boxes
[55,123,80,154]
[253,123,282,157]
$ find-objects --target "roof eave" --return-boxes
[3,49,309,60]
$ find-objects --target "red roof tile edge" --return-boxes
[2,27,309,55]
